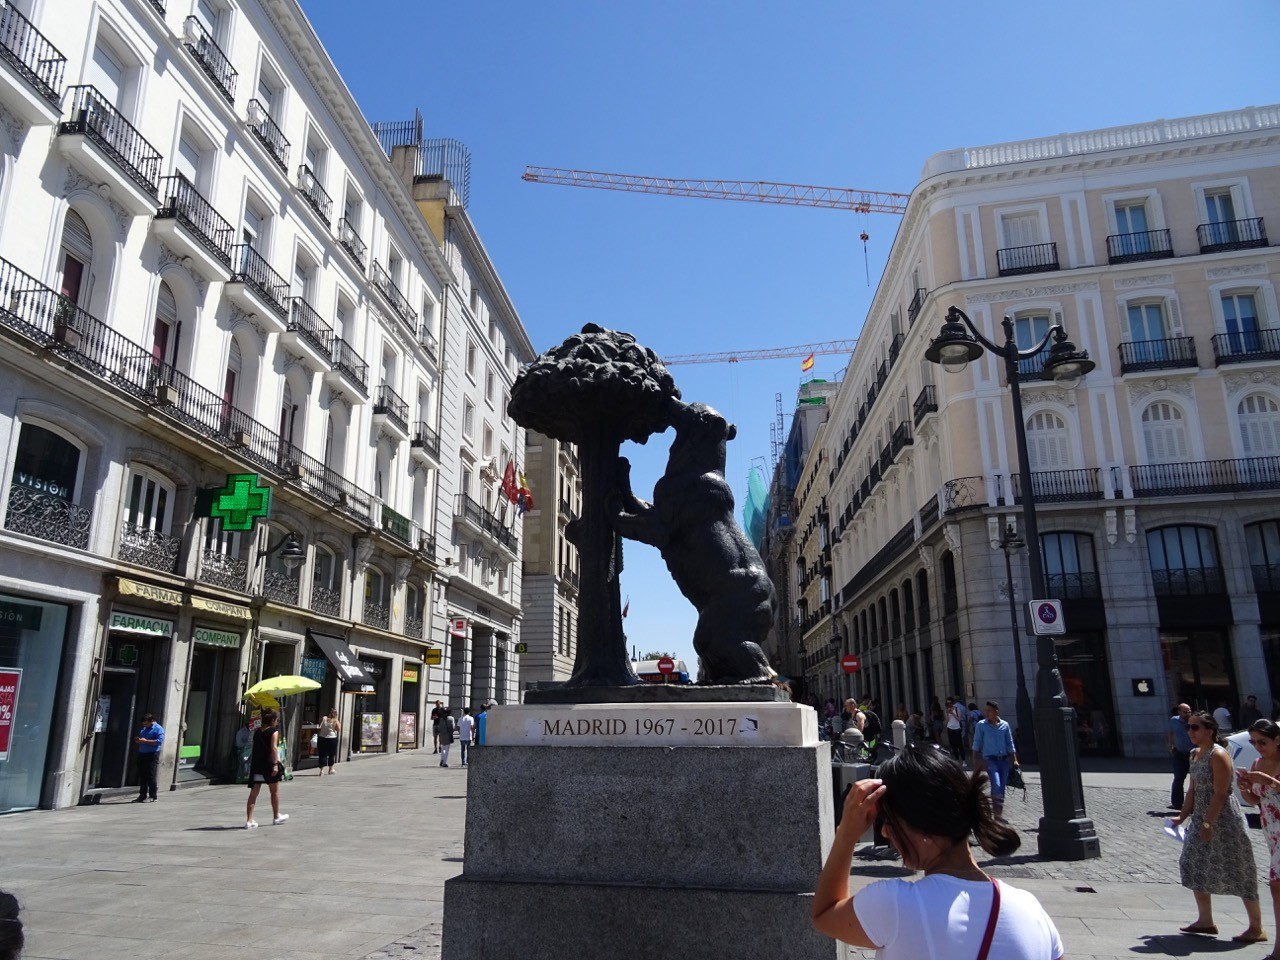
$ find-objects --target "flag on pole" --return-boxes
[517,471,534,514]
[800,353,815,372]
[501,462,519,503]
[622,596,630,618]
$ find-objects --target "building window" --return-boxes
[1238,394,1280,456]
[482,424,494,459]
[1246,521,1280,594]
[1042,532,1099,599]
[59,210,94,307]
[485,367,495,406]
[466,339,477,380]
[1025,410,1071,470]
[463,400,475,440]
[1114,199,1149,236]
[151,282,179,371]
[1127,301,1167,343]
[1141,402,1189,464]
[124,467,174,535]
[1221,292,1261,353]
[1013,312,1052,376]
[1147,525,1224,596]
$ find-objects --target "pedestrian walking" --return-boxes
[945,696,966,763]
[1238,718,1280,951]
[1241,695,1265,728]
[1213,700,1235,735]
[457,708,475,766]
[1168,702,1194,809]
[1171,710,1262,941]
[245,708,288,828]
[316,708,340,775]
[971,701,1019,823]
[928,697,945,744]
[812,744,1064,958]
[430,700,443,753]
[131,712,164,803]
[438,708,456,767]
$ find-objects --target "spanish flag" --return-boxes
[801,353,815,372]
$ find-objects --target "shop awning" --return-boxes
[307,629,373,690]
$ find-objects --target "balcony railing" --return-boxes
[363,601,390,631]
[890,421,913,456]
[559,565,580,591]
[5,484,90,549]
[246,99,288,171]
[418,326,439,364]
[943,476,985,514]
[1011,468,1103,503]
[197,549,248,592]
[1047,571,1101,600]
[454,493,519,553]
[913,384,937,425]
[1211,328,1280,365]
[888,332,905,367]
[1106,228,1173,264]
[156,173,235,267]
[337,217,366,266]
[918,493,940,531]
[371,261,416,330]
[285,296,334,359]
[1130,456,1280,497]
[0,3,65,103]
[374,384,409,434]
[997,241,1059,277]
[229,244,288,318]
[181,17,237,104]
[330,336,368,392]
[296,164,332,223]
[148,0,165,14]
[1197,217,1267,254]
[405,615,424,640]
[1118,336,1197,373]
[411,421,440,458]
[59,86,161,196]
[262,569,300,606]
[117,522,181,573]
[1152,567,1226,597]
[907,287,928,326]
[1016,351,1049,382]
[1253,563,1280,594]
[381,504,413,545]
[311,584,341,618]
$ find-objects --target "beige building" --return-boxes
[794,105,1280,757]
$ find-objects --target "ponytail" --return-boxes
[966,771,1020,857]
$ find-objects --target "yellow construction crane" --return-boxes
[521,167,910,215]
[662,340,857,366]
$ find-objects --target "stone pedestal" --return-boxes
[441,703,836,959]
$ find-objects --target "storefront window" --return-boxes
[1161,629,1237,714]
[399,663,420,748]
[1055,632,1118,755]
[0,594,69,814]
[354,655,389,753]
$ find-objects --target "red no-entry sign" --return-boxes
[841,654,861,674]
[657,656,676,675]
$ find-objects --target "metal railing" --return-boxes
[1016,351,1049,382]
[454,493,519,552]
[907,287,928,326]
[148,0,165,13]
[363,601,390,631]
[262,569,300,606]
[296,164,332,223]
[1118,336,1197,373]
[117,522,181,573]
[229,244,288,318]
[0,2,65,103]
[1253,563,1280,594]
[559,565,580,591]
[157,173,235,267]
[381,504,412,545]
[285,296,334,359]
[888,332,905,367]
[58,86,161,195]
[1197,217,1267,254]
[1152,567,1226,597]
[1211,328,1280,365]
[1106,228,1173,263]
[1011,468,1103,503]
[405,616,424,640]
[371,261,416,329]
[997,241,1059,277]
[913,384,937,425]
[418,326,439,364]
[311,584,341,618]
[247,99,288,171]
[1046,571,1101,600]
[197,548,248,592]
[337,217,366,265]
[891,420,912,456]
[943,476,985,514]
[411,421,440,458]
[1130,456,1280,497]
[330,336,368,392]
[5,484,90,549]
[181,17,237,104]
[374,384,409,433]
[918,493,940,530]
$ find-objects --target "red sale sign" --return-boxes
[0,667,21,763]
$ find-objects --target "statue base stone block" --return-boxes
[441,703,837,960]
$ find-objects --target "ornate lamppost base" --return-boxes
[1033,705,1101,860]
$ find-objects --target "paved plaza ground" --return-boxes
[0,749,1274,959]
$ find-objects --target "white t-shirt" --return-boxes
[947,704,965,731]
[457,714,476,742]
[1213,707,1233,732]
[854,875,1063,960]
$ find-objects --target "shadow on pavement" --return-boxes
[1131,934,1243,955]
[184,825,253,831]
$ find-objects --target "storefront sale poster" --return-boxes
[398,712,417,748]
[0,668,21,762]
[360,712,384,749]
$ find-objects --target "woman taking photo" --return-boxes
[1171,710,1261,941]
[813,745,1063,958]
[1237,718,1280,948]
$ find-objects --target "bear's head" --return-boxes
[667,400,736,470]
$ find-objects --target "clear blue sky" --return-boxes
[302,0,1279,672]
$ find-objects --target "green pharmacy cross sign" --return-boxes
[210,473,272,531]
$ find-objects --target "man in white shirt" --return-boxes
[1213,701,1234,734]
[944,696,966,763]
[457,708,476,767]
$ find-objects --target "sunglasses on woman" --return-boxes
[1187,724,1204,731]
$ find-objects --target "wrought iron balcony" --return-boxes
[363,601,390,631]
[285,296,334,359]
[1047,571,1101,600]
[1107,228,1173,264]
[411,421,440,458]
[197,549,248,592]
[913,384,937,425]
[907,287,928,326]
[182,17,237,104]
[1118,336,1197,373]
[890,420,913,456]
[263,569,300,606]
[156,173,235,267]
[337,217,366,266]
[1253,563,1280,594]
[559,565,580,591]
[418,326,439,364]
[875,360,888,389]
[1011,468,1103,503]
[454,493,519,553]
[117,522,181,573]
[374,384,409,434]
[405,615,424,640]
[1130,455,1280,497]
[888,332,905,367]
[1152,566,1226,597]
[371,261,416,330]
[296,163,332,223]
[1197,217,1267,254]
[1211,327,1280,365]
[58,86,161,196]
[381,504,413,545]
[311,584,341,618]
[418,532,437,560]
[918,492,940,530]
[148,0,165,13]
[943,476,985,514]
[229,244,289,318]
[1015,351,1049,382]
[246,99,288,172]
[5,483,90,549]
[0,3,65,103]
[997,241,1059,277]
[330,336,368,392]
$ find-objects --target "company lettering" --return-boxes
[15,472,70,499]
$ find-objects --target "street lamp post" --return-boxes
[995,524,1035,765]
[926,306,1101,860]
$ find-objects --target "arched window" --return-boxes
[152,282,178,371]
[941,552,957,614]
[903,578,916,631]
[364,566,389,629]
[877,597,888,643]
[1026,410,1071,470]
[1238,394,1280,456]
[312,544,340,617]
[1041,532,1099,599]
[221,339,241,427]
[1246,520,1280,594]
[868,606,877,647]
[889,588,901,638]
[1141,402,1189,463]
[916,569,930,624]
[59,209,93,307]
[1147,525,1223,596]
[6,422,89,549]
[124,466,174,534]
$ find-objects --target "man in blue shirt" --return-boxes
[971,701,1019,823]
[1166,702,1193,809]
[133,713,164,803]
